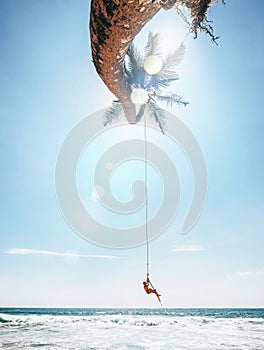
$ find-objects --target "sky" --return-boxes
[0,0,263,308]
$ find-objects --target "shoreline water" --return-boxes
[1,308,264,349]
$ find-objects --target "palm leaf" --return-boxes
[104,102,123,126]
[123,59,134,85]
[155,93,189,107]
[146,76,179,92]
[147,100,166,134]
[127,42,143,67]
[125,43,145,86]
[156,43,185,81]
[144,31,161,59]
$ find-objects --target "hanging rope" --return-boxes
[144,31,189,274]
[142,30,189,308]
[144,110,149,278]
[182,30,190,45]
[174,5,191,28]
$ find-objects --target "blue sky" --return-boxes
[0,0,263,308]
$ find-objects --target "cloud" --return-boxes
[4,248,120,259]
[170,245,204,252]
[237,268,264,277]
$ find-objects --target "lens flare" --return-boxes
[130,88,149,104]
[144,55,163,75]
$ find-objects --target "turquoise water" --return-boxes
[1,307,264,318]
[1,308,264,349]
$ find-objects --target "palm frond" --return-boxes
[146,76,179,92]
[159,43,185,75]
[149,45,185,86]
[155,93,189,107]
[127,42,143,67]
[104,101,123,126]
[123,59,134,85]
[144,31,161,59]
[147,100,166,134]
[108,32,189,133]
[125,43,145,86]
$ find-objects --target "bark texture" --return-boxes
[90,0,162,123]
[90,0,219,123]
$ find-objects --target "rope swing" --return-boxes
[142,28,190,306]
[143,113,163,307]
[144,111,149,279]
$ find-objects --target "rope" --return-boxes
[144,110,149,278]
[142,28,188,306]
[174,5,191,28]
[173,5,191,46]
[143,120,163,310]
[182,30,190,45]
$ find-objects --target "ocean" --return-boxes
[0,308,263,349]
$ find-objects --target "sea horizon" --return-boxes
[1,306,264,309]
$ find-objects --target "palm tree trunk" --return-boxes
[90,0,164,123]
[90,0,217,123]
